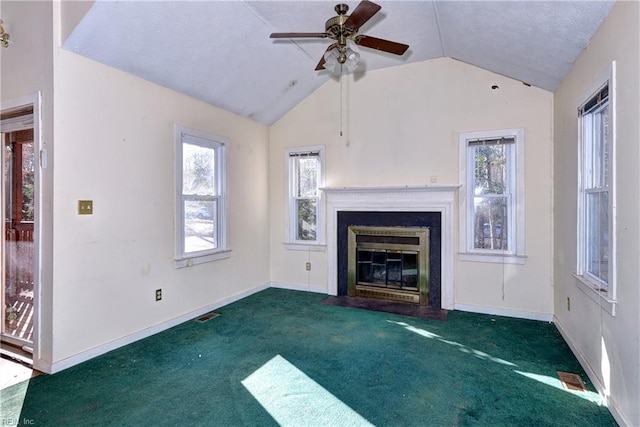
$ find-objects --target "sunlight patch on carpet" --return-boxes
[0,379,30,422]
[388,320,516,366]
[242,355,373,427]
[514,370,602,404]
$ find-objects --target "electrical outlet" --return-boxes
[567,297,570,311]
[305,262,311,271]
[155,289,162,301]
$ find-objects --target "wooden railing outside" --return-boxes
[4,221,34,342]
[5,220,34,296]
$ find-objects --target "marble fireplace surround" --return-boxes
[322,185,459,310]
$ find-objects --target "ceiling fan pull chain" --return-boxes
[340,67,344,137]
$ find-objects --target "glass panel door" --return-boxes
[2,128,35,346]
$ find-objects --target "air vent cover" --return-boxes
[557,371,586,392]
[195,312,220,323]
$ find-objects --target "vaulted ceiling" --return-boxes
[63,0,615,125]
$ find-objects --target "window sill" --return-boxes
[174,249,231,268]
[458,252,527,265]
[284,242,327,252]
[572,273,617,316]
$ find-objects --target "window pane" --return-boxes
[296,158,318,197]
[473,145,507,196]
[296,198,317,241]
[473,196,508,250]
[19,143,35,221]
[183,143,216,195]
[594,105,610,188]
[584,103,610,189]
[581,98,610,285]
[586,191,608,283]
[184,199,217,253]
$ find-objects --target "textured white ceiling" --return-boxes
[63,0,615,125]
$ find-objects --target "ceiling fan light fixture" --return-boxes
[323,47,360,74]
[345,48,360,72]
[324,48,339,64]
[323,48,340,73]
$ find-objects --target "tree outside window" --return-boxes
[286,146,325,247]
[472,144,509,250]
[459,128,524,263]
[174,125,228,266]
[294,157,319,241]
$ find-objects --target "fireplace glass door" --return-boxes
[348,226,429,305]
[357,249,418,291]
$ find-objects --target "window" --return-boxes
[175,125,229,267]
[576,62,616,306]
[459,128,525,264]
[285,146,325,250]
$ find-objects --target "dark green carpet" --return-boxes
[1,288,616,426]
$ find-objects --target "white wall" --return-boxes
[2,1,271,371]
[50,49,271,364]
[269,57,554,318]
[0,0,55,370]
[553,2,640,425]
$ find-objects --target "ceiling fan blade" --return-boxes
[344,0,381,31]
[355,35,409,55]
[315,43,338,71]
[270,32,327,39]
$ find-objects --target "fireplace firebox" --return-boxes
[348,226,429,305]
[336,210,442,309]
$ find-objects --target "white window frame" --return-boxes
[284,145,326,251]
[574,61,616,314]
[174,125,229,268]
[458,128,526,264]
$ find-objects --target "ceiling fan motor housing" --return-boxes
[325,15,357,41]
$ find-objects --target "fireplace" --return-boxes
[348,226,429,305]
[322,185,459,310]
[337,211,440,307]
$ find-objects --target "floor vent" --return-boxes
[195,312,220,323]
[558,371,586,392]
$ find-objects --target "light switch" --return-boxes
[78,200,93,215]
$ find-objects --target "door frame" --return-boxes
[1,91,42,363]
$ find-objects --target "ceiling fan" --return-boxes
[270,0,409,72]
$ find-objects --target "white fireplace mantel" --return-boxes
[321,184,460,310]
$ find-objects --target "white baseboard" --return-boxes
[268,281,328,295]
[553,316,630,427]
[454,303,554,322]
[49,283,270,374]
